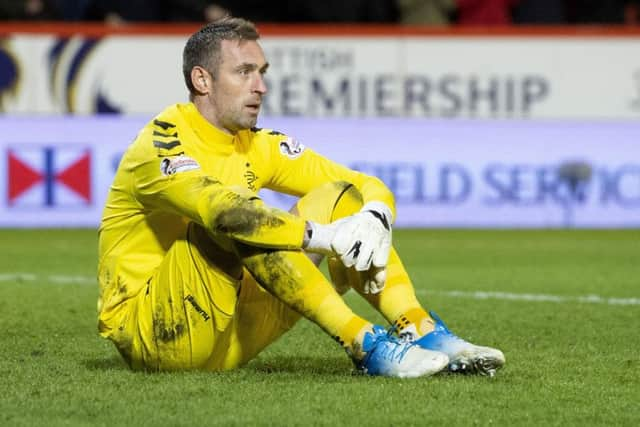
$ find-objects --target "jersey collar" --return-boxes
[182,102,236,154]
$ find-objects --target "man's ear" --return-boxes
[191,66,210,94]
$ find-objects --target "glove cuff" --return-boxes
[302,221,335,254]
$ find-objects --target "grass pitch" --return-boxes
[0,229,638,426]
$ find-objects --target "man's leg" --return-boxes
[115,222,245,371]
[310,183,436,335]
[207,181,448,376]
[119,217,371,371]
[205,182,362,370]
[292,180,433,335]
[320,185,506,376]
[330,247,505,375]
[114,216,370,372]
[204,269,301,370]
[120,183,447,377]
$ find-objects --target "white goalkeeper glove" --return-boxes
[301,201,393,294]
[331,201,392,271]
[302,218,347,255]
[361,266,387,295]
[333,201,392,294]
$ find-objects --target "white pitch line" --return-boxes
[1,272,639,306]
[0,273,94,285]
[419,289,640,306]
[0,273,37,281]
[50,275,96,284]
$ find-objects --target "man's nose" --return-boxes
[254,74,267,95]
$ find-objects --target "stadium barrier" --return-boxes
[1,24,640,119]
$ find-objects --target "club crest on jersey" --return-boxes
[279,137,305,159]
[160,154,200,176]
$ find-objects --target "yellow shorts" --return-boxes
[116,222,300,371]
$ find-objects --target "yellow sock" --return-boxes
[317,306,371,359]
[392,307,434,337]
[330,247,435,336]
[240,247,371,356]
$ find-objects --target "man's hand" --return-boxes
[330,201,392,271]
[303,218,346,255]
[332,201,392,294]
[302,201,393,294]
[361,266,387,295]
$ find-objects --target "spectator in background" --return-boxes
[191,1,290,23]
[512,0,566,24]
[565,0,639,24]
[454,0,520,25]
[625,1,639,23]
[0,0,60,20]
[83,0,162,24]
[53,0,91,21]
[285,0,398,23]
[157,1,231,22]
[82,0,229,24]
[81,1,396,24]
[127,0,396,24]
[397,0,456,25]
[160,1,294,23]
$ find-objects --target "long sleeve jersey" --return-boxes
[97,102,394,330]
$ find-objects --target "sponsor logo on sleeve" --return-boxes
[278,137,305,159]
[160,154,200,176]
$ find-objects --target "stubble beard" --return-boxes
[220,108,259,133]
[246,115,258,129]
[240,107,260,130]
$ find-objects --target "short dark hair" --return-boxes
[182,17,260,94]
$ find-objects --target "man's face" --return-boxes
[207,39,268,133]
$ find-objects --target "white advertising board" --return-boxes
[1,33,640,119]
[1,116,638,228]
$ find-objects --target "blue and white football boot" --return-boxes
[413,311,505,377]
[355,325,449,378]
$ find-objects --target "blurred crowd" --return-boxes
[0,0,638,25]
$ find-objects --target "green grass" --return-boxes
[0,229,638,426]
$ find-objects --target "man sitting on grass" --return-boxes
[97,17,505,377]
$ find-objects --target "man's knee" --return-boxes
[296,181,364,224]
[330,181,363,221]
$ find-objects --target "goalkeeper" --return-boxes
[98,17,504,377]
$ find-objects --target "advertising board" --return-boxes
[1,31,640,119]
[2,117,638,228]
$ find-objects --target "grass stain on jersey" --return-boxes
[242,250,308,316]
[153,304,186,344]
[199,176,221,187]
[214,205,286,238]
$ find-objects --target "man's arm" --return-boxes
[262,133,395,292]
[131,151,307,250]
[262,134,396,220]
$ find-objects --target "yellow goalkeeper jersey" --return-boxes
[98,102,394,329]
